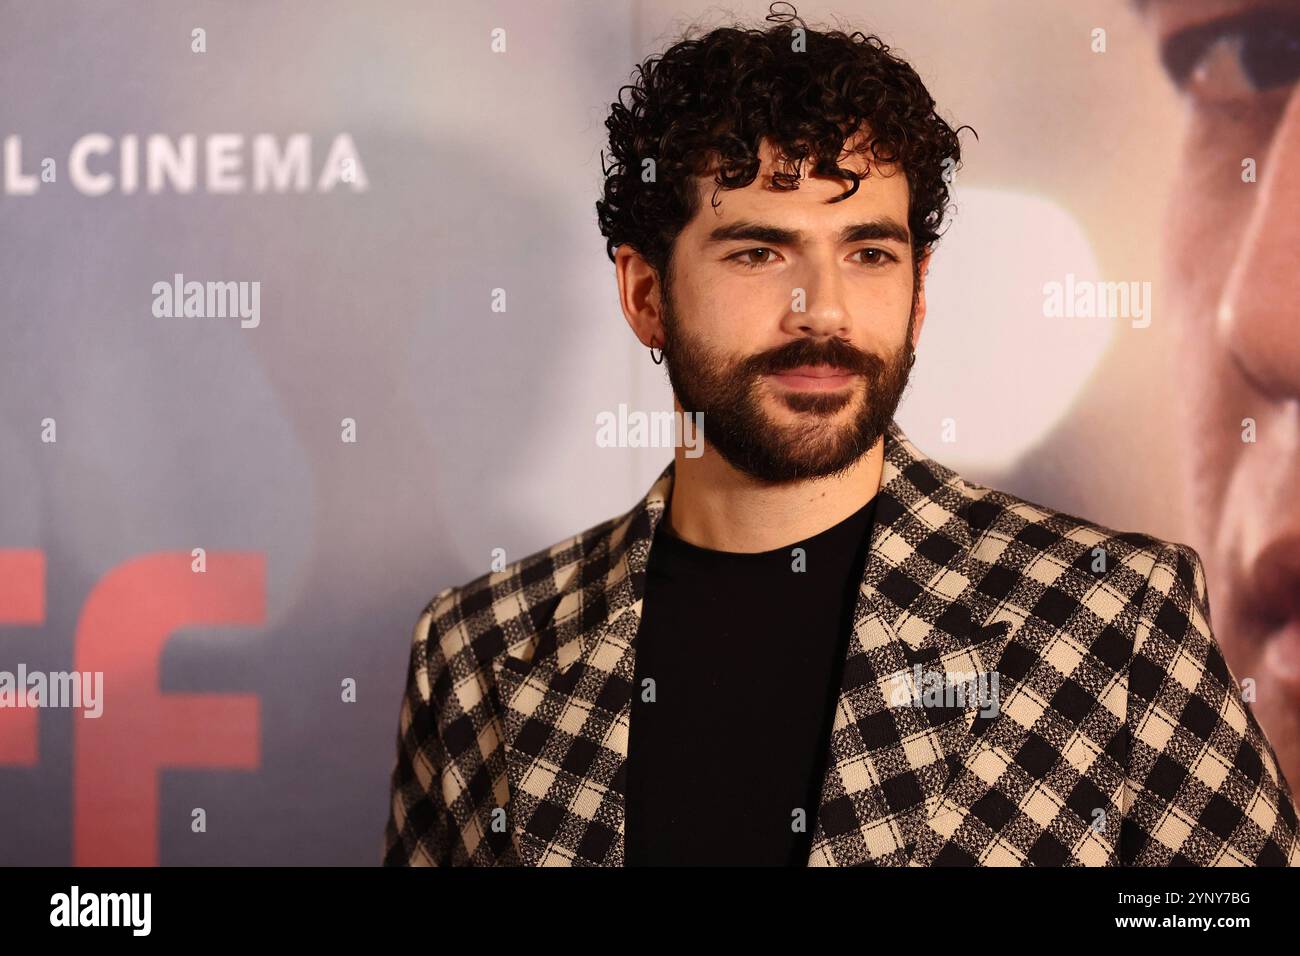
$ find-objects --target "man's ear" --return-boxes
[912,250,932,348]
[615,244,666,350]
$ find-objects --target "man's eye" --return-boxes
[730,248,779,268]
[854,247,895,266]
[1162,10,1300,104]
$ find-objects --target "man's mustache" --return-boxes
[742,337,886,377]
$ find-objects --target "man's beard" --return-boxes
[659,285,915,485]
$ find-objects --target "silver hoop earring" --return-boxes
[907,349,917,369]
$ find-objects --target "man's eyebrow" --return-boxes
[1129,0,1158,13]
[705,218,911,246]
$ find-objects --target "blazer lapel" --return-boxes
[490,419,1019,867]
[807,421,1016,866]
[489,463,671,866]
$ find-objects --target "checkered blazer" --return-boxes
[384,419,1299,866]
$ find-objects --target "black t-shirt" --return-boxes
[624,492,879,866]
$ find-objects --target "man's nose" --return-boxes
[1218,87,1300,401]
[783,254,850,338]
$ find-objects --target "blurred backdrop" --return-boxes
[3,0,1295,864]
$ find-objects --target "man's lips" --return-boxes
[1243,531,1300,695]
[1250,533,1300,620]
[766,365,860,391]
[1263,619,1300,692]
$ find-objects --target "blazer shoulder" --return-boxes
[411,510,629,683]
[958,472,1198,577]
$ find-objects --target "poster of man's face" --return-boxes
[1141,0,1300,795]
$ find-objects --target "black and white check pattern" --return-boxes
[384,419,1299,866]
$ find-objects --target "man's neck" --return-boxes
[666,433,886,554]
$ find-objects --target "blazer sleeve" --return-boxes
[1120,543,1300,865]
[383,601,452,866]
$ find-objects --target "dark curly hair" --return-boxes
[596,2,974,285]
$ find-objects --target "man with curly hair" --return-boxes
[385,4,1299,867]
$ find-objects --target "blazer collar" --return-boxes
[490,418,1015,866]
